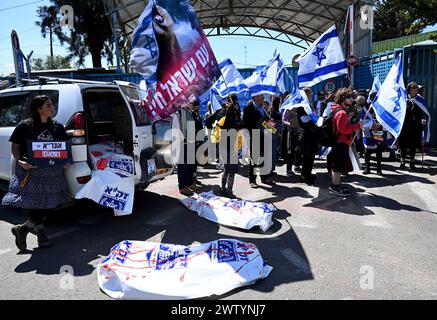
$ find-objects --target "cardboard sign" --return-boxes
[261,120,278,134]
[27,140,72,166]
[257,115,278,135]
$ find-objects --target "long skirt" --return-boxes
[2,164,71,210]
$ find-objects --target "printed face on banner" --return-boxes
[131,0,221,121]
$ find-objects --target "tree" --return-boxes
[36,5,66,58]
[36,1,114,68]
[32,55,72,71]
[373,0,437,42]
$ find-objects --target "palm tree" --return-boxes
[36,5,66,58]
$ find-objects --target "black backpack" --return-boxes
[318,109,341,147]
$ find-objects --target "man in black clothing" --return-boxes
[398,82,426,170]
[243,94,273,188]
[188,99,204,185]
[296,89,318,185]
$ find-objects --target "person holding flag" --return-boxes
[371,54,407,168]
[410,83,431,146]
[361,104,385,176]
[295,88,319,185]
[398,82,428,170]
[243,95,273,187]
[329,88,363,197]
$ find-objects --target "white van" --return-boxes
[0,77,174,199]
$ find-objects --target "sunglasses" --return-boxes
[411,86,418,89]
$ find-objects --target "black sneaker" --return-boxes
[400,162,406,169]
[11,225,29,251]
[329,185,351,197]
[410,164,417,171]
[35,226,52,249]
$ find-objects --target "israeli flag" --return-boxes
[297,25,348,87]
[211,59,248,98]
[129,1,159,90]
[210,90,222,112]
[368,74,382,103]
[412,94,431,143]
[279,81,323,127]
[244,51,285,96]
[372,54,407,142]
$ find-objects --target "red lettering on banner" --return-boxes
[143,35,220,121]
[34,150,68,159]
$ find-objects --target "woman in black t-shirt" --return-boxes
[2,95,71,251]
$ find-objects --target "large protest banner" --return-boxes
[129,0,221,121]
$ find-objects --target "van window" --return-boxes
[0,90,59,127]
[21,90,60,120]
[118,85,150,126]
[0,94,27,127]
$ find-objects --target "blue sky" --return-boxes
[0,0,436,76]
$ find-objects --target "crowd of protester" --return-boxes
[176,82,430,198]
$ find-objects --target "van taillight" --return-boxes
[76,175,91,184]
[73,113,85,129]
[66,112,86,143]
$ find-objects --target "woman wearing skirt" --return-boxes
[2,95,71,251]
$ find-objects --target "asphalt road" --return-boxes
[0,152,436,300]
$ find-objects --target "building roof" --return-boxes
[372,31,437,53]
[104,0,353,49]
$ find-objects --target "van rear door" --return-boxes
[114,81,154,183]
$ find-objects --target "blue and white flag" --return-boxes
[279,81,323,127]
[297,25,348,87]
[210,90,222,112]
[244,51,285,96]
[129,1,159,89]
[211,59,248,98]
[372,55,407,142]
[412,94,431,143]
[368,74,382,103]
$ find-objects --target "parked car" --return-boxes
[0,77,174,199]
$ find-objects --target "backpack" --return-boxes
[318,108,341,147]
